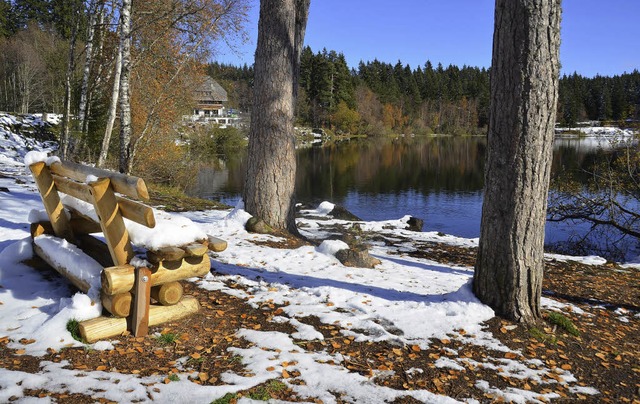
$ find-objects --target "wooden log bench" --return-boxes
[27,157,227,343]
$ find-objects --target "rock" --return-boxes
[245,217,272,234]
[335,245,381,269]
[0,187,9,193]
[329,205,361,221]
[405,216,424,232]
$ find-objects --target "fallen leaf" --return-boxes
[411,345,421,352]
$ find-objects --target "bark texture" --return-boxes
[243,0,309,234]
[118,0,132,173]
[474,0,561,323]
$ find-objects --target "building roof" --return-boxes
[195,77,228,102]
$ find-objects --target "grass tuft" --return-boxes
[155,332,180,345]
[529,327,557,344]
[211,393,237,404]
[546,311,580,337]
[66,319,83,342]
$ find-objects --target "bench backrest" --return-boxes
[29,160,156,266]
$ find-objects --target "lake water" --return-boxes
[189,135,635,260]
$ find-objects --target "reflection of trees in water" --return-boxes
[297,137,488,201]
[208,136,610,202]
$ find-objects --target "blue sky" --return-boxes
[214,0,640,77]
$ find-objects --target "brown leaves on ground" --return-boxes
[1,240,638,403]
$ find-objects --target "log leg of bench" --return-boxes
[150,281,183,306]
[79,296,200,343]
[88,177,134,266]
[131,267,151,337]
[29,162,74,242]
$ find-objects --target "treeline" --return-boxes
[209,47,640,135]
[559,72,640,126]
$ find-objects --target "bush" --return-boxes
[187,125,247,160]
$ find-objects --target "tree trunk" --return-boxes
[473,0,561,323]
[243,0,309,234]
[98,19,122,168]
[118,0,132,174]
[60,6,81,159]
[78,0,97,137]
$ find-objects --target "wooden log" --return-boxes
[88,177,134,266]
[53,175,155,228]
[50,160,149,201]
[101,292,132,317]
[181,243,208,257]
[101,265,135,295]
[117,196,156,228]
[70,214,103,234]
[30,221,53,238]
[29,162,74,242]
[150,281,183,306]
[33,242,93,294]
[101,255,210,295]
[207,235,227,252]
[147,246,185,263]
[76,234,115,268]
[132,267,152,337]
[79,296,200,343]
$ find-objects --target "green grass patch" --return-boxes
[66,319,84,342]
[529,327,557,345]
[211,393,237,404]
[155,332,180,345]
[168,374,180,382]
[210,380,287,403]
[546,311,580,337]
[249,379,287,400]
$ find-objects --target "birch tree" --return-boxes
[97,11,121,168]
[117,0,132,173]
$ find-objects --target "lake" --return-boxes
[188,135,636,261]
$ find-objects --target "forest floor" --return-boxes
[1,209,638,404]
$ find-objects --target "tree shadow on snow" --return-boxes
[211,260,478,305]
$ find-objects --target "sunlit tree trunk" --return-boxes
[473,0,561,323]
[78,0,99,137]
[243,0,310,234]
[97,18,122,168]
[118,0,132,173]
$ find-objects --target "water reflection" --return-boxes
[189,135,631,257]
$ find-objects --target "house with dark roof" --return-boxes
[187,77,243,127]
[193,76,228,118]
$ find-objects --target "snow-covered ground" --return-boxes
[0,113,616,403]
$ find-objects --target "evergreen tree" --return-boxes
[0,0,18,37]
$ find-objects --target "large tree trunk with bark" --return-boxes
[118,0,132,174]
[473,0,561,323]
[243,0,310,234]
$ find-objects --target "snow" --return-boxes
[0,112,621,402]
[58,192,208,250]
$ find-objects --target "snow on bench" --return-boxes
[24,151,226,342]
